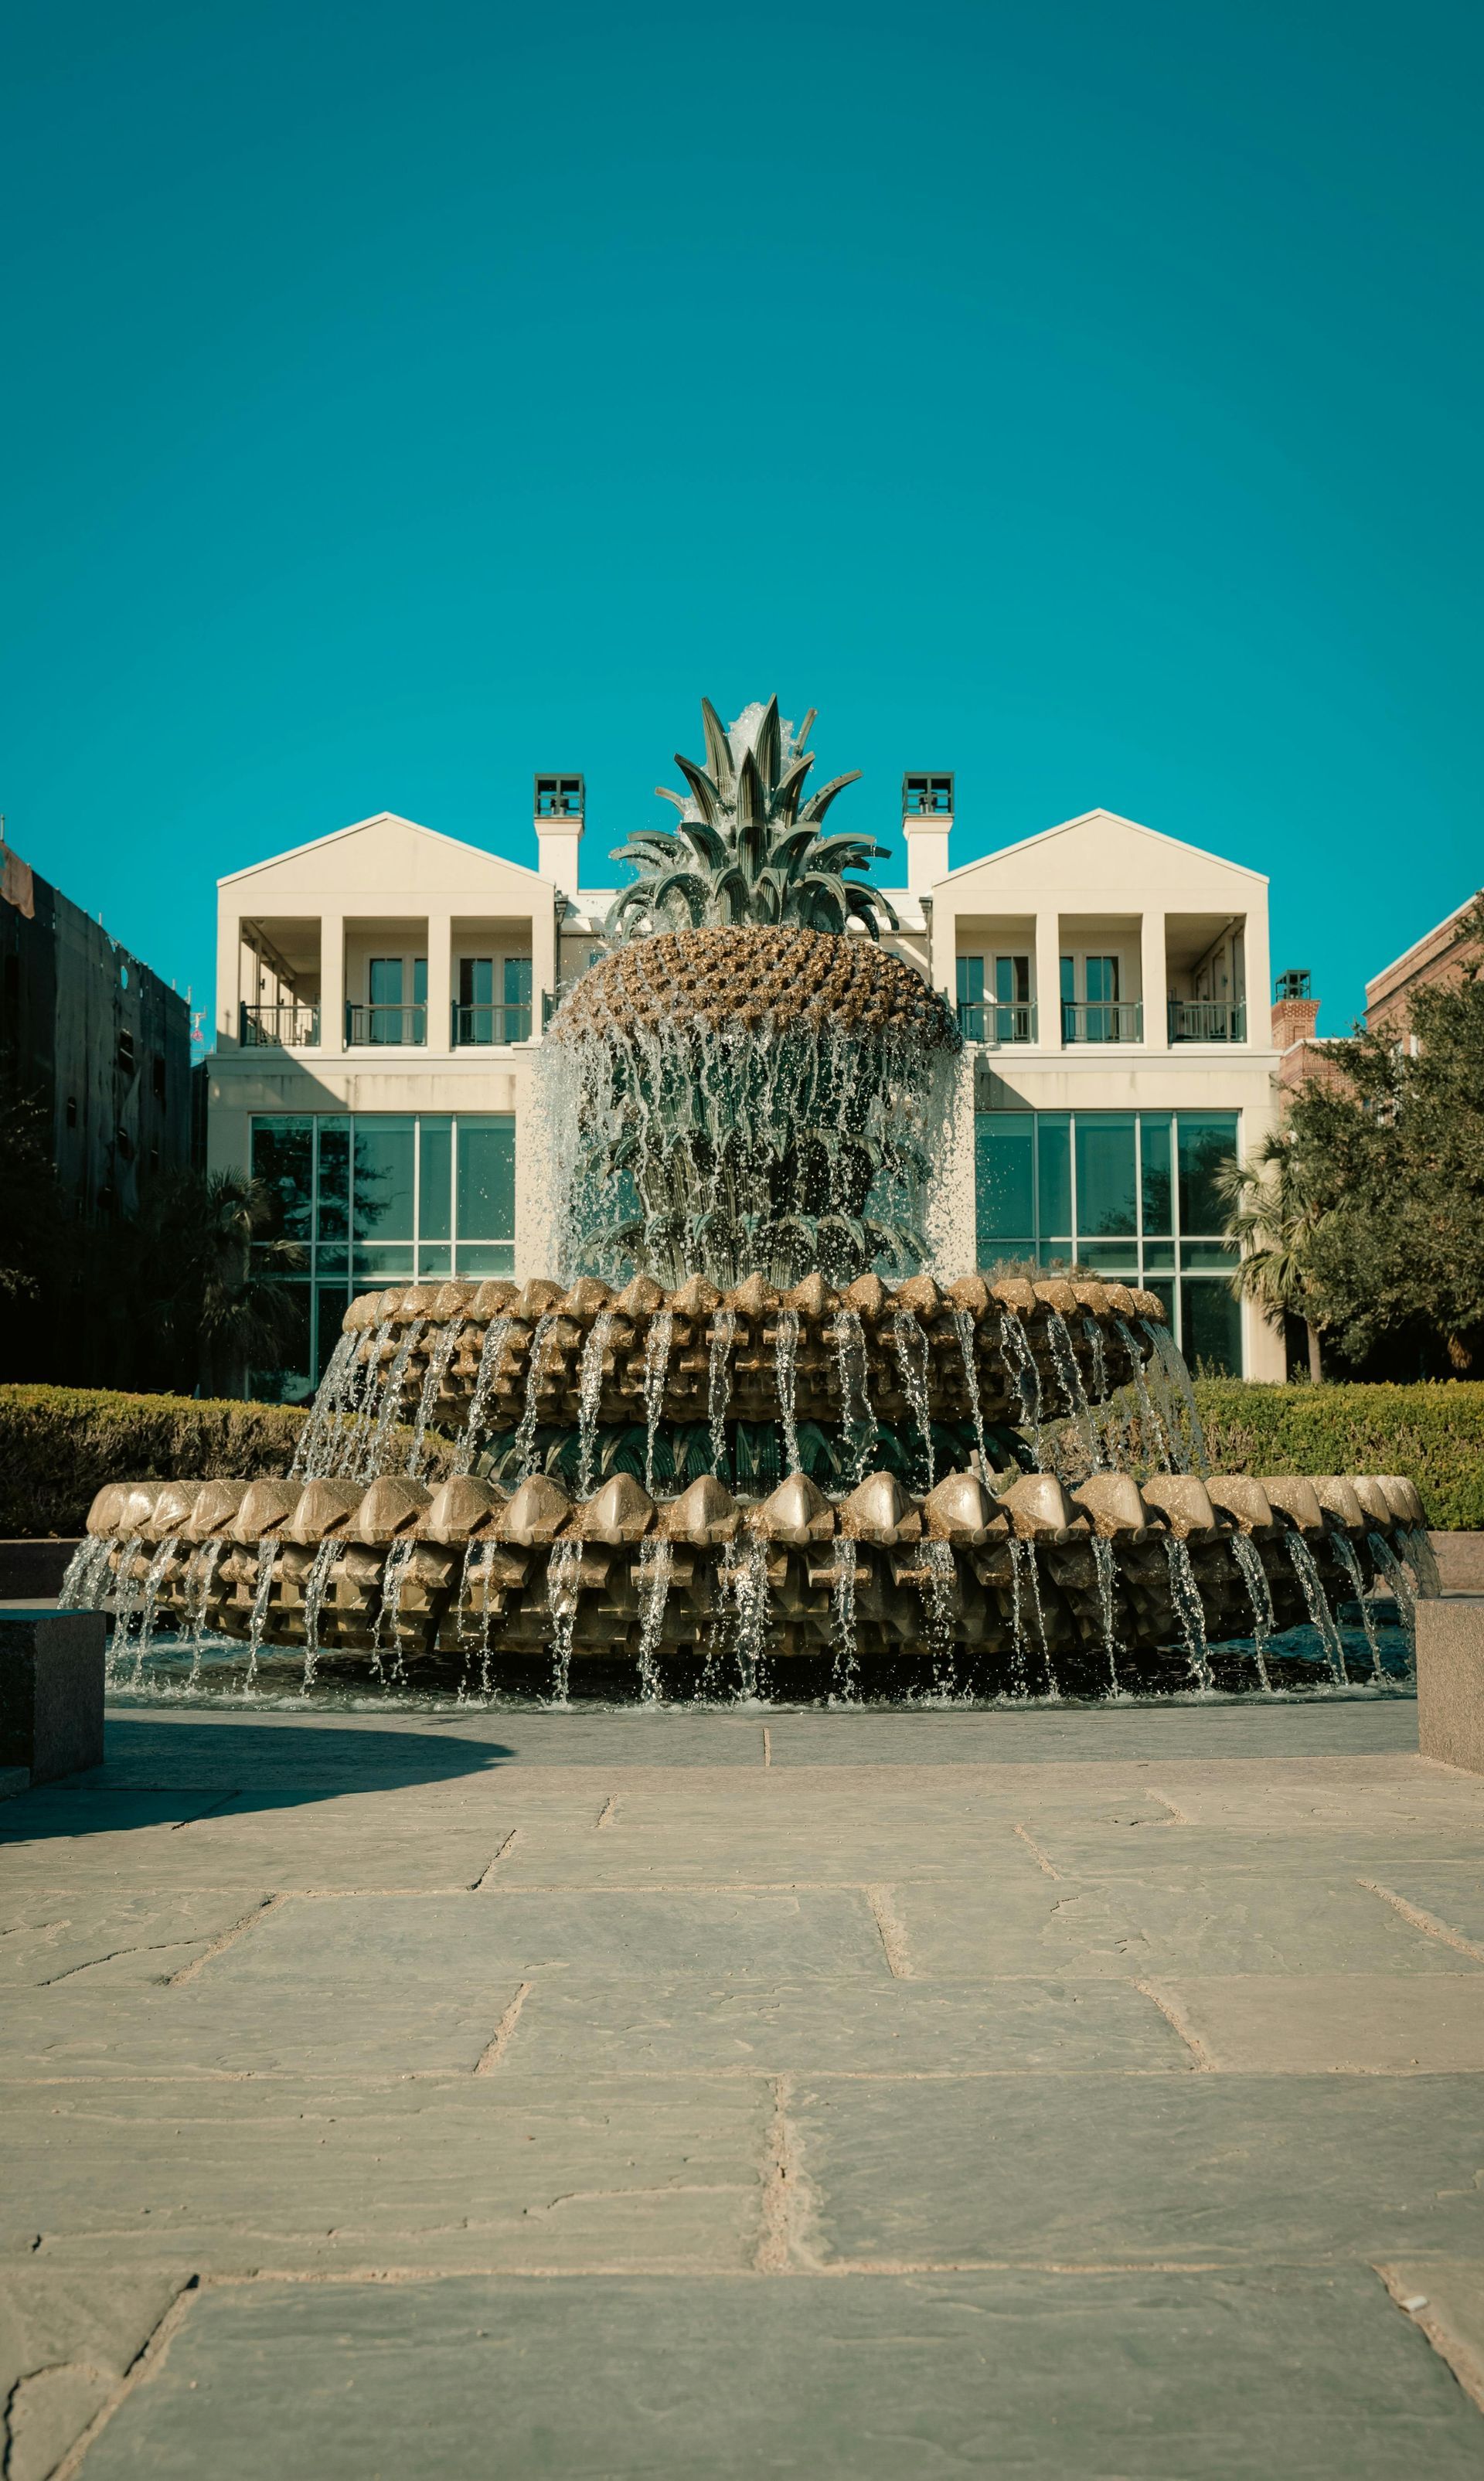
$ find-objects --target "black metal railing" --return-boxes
[957,999,1038,1045]
[1167,1000,1247,1043]
[1061,1000,1144,1043]
[345,1003,427,1046]
[451,1002,533,1046]
[240,1002,320,1047]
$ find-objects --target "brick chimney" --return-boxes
[1271,967,1319,1052]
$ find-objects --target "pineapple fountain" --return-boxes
[70,699,1438,1703]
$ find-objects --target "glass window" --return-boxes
[353,1243,414,1279]
[1082,1239,1139,1273]
[1141,1115,1173,1234]
[458,1243,516,1276]
[317,1118,349,1240]
[1180,1240,1239,1270]
[419,1118,452,1240]
[353,1118,415,1239]
[369,958,403,1005]
[504,955,533,1039]
[956,955,985,1006]
[315,1285,349,1383]
[460,958,493,1007]
[1036,1113,1071,1236]
[413,957,427,1007]
[994,955,1030,1003]
[975,1115,1032,1245]
[1181,1279,1241,1374]
[250,1280,312,1404]
[250,1118,313,1240]
[456,1117,516,1240]
[1075,1113,1136,1237]
[1177,1113,1239,1235]
[1085,955,1118,1002]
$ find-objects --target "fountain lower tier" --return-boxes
[82,1466,1434,1695]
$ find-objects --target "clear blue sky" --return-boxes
[4,0,1479,1033]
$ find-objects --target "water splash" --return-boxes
[105,1533,145,1684]
[373,1537,416,1683]
[642,1310,675,1496]
[774,1308,802,1474]
[1145,1320,1207,1472]
[725,1535,771,1701]
[1400,1525,1442,1600]
[1328,1526,1383,1685]
[1006,1538,1037,1695]
[920,1539,958,1698]
[1115,1319,1169,1472]
[454,1317,513,1475]
[951,1307,990,1475]
[245,1536,279,1693]
[707,1309,737,1479]
[891,1307,935,1492]
[832,1535,859,1700]
[1163,1535,1212,1691]
[513,1312,557,1482]
[546,1537,583,1705]
[186,1539,226,1689]
[407,1319,464,1480]
[299,1537,342,1693]
[1045,1307,1100,1474]
[831,1308,876,1489]
[1284,1528,1346,1683]
[60,1536,112,1609]
[336,1322,394,1477]
[576,1311,614,1499]
[636,1535,673,1700]
[128,1535,179,1686]
[1227,1530,1274,1693]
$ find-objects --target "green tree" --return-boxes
[1217,1130,1332,1380]
[131,1168,307,1395]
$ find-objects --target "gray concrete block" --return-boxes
[75,2268,1484,2480]
[1418,1598,1484,1772]
[0,1538,83,1600]
[0,1610,104,1785]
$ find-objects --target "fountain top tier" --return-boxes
[343,1268,1169,1336]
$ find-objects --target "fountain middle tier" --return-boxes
[328,1268,1171,1459]
[82,1465,1431,1697]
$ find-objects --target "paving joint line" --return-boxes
[49,2275,200,2480]
[167,1894,289,1987]
[472,1982,533,2075]
[863,1884,913,1978]
[469,1830,521,1891]
[168,1792,245,1830]
[1357,1877,1484,1963]
[1133,1980,1216,2070]
[594,1797,618,1829]
[1374,2262,1484,2415]
[1012,1824,1060,1878]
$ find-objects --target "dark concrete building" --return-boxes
[0,842,192,1221]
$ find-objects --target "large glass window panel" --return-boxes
[1141,1239,1176,1275]
[456,1117,516,1240]
[413,958,427,1006]
[1036,1113,1072,1236]
[315,1285,350,1383]
[1083,1240,1139,1272]
[1181,1240,1239,1270]
[994,955,1030,1004]
[460,958,493,1006]
[316,1117,349,1241]
[1178,1113,1240,1235]
[974,1115,1032,1244]
[1143,1275,1175,1332]
[1181,1278,1241,1374]
[419,1118,452,1240]
[352,1118,415,1239]
[1037,1238,1075,1268]
[250,1118,313,1241]
[503,955,533,1040]
[957,955,985,1005]
[250,1281,312,1404]
[1141,1115,1173,1234]
[1074,1113,1137,1237]
[417,1245,452,1275]
[458,1242,516,1276]
[353,1244,414,1279]
[369,958,403,1005]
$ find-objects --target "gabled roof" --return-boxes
[939,806,1268,887]
[217,811,547,889]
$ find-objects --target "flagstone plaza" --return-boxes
[4,1694,1484,2476]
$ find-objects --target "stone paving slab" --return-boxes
[764,1700,1421,1765]
[200,1887,895,1983]
[0,2075,768,2273]
[497,1972,1190,2078]
[0,1890,266,1989]
[884,1870,1475,1977]
[70,2266,1484,2480]
[1160,1974,1484,2071]
[785,2072,1484,2266]
[1377,2258,1484,2408]
[0,2265,189,2481]
[0,1986,526,2078]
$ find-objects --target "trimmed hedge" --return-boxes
[1192,1379,1484,1532]
[2,1377,1480,1538]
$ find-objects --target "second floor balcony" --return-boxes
[1168,999,1247,1042]
[240,1001,320,1048]
[957,999,1037,1046]
[1061,999,1144,1043]
[451,1000,533,1046]
[346,1002,427,1046]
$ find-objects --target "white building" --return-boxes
[205,770,1285,1397]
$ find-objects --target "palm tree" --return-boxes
[1217,1132,1329,1381]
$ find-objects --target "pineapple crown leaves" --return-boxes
[607,695,898,942]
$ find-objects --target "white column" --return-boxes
[531,895,558,1031]
[424,910,451,1053]
[319,912,345,1055]
[1034,911,1063,1049]
[1139,913,1167,1049]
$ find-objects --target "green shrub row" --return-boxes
[1191,1379,1484,1531]
[2,1377,1479,1538]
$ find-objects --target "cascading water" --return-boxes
[999,1312,1043,1467]
[299,1537,342,1692]
[245,1537,279,1691]
[1368,1530,1417,1654]
[1401,1525,1442,1599]
[642,1310,674,1496]
[1163,1535,1212,1692]
[1283,1528,1346,1683]
[891,1308,934,1492]
[726,1536,771,1702]
[831,1535,859,1701]
[919,1540,958,1699]
[707,1309,737,1480]
[635,1535,673,1699]
[335,1320,394,1478]
[512,1312,557,1482]
[361,1320,425,1482]
[1045,1307,1099,1475]
[291,1332,357,1480]
[546,1537,583,1706]
[1328,1526,1383,1684]
[128,1535,179,1687]
[773,1308,802,1475]
[1227,1530,1274,1693]
[1116,1317,1170,1472]
[373,1537,415,1683]
[454,1317,513,1475]
[1145,1320,1207,1472]
[831,1308,875,1489]
[951,1306,990,1476]
[1091,1533,1122,1695]
[407,1319,464,1480]
[575,1311,614,1499]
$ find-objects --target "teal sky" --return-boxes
[4,0,1479,1033]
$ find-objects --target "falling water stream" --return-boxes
[576,1312,614,1499]
[642,1312,675,1496]
[454,1318,514,1475]
[831,1537,859,1700]
[1227,1531,1274,1693]
[773,1309,802,1475]
[1283,1529,1346,1683]
[891,1309,935,1492]
[951,1308,990,1476]
[707,1310,737,1480]
[636,1536,673,1700]
[512,1313,557,1482]
[831,1310,875,1490]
